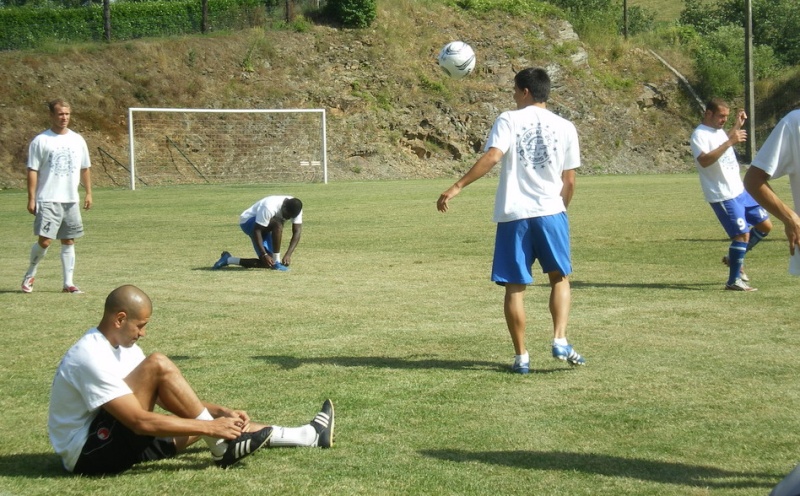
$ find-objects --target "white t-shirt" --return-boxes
[28,129,91,203]
[751,109,800,214]
[48,328,146,472]
[239,195,303,226]
[486,105,580,222]
[690,124,744,203]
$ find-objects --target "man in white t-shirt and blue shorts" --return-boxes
[690,98,772,291]
[438,67,585,374]
[212,195,303,271]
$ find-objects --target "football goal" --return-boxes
[127,108,327,189]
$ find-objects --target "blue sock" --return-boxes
[746,228,768,252]
[727,241,748,285]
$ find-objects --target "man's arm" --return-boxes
[26,169,38,215]
[282,223,302,266]
[743,166,800,254]
[103,394,244,440]
[561,169,576,208]
[437,147,504,212]
[81,167,92,210]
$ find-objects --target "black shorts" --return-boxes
[72,409,177,475]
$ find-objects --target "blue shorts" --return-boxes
[710,190,770,238]
[240,217,274,256]
[491,212,572,285]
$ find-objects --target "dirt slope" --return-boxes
[0,4,698,189]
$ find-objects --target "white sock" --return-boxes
[274,252,281,263]
[26,243,48,277]
[229,256,241,265]
[196,409,227,456]
[61,244,76,287]
[554,337,568,347]
[268,425,317,447]
[515,351,529,364]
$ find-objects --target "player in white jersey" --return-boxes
[437,67,585,374]
[22,99,93,294]
[48,285,335,474]
[212,195,303,271]
[689,98,772,291]
[744,109,800,273]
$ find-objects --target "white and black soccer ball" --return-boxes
[437,41,476,80]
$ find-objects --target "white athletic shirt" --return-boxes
[486,105,580,222]
[751,109,800,215]
[48,328,146,472]
[28,129,91,203]
[239,195,303,226]
[690,124,744,203]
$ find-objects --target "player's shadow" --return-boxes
[0,448,213,478]
[570,280,718,291]
[419,449,779,489]
[253,355,572,374]
[0,452,72,478]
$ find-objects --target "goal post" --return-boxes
[127,108,328,189]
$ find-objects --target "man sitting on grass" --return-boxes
[48,284,334,475]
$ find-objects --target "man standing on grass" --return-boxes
[436,67,585,374]
[212,195,303,271]
[48,284,335,475]
[744,109,800,275]
[689,98,772,291]
[22,99,93,294]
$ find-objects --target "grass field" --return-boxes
[0,175,798,495]
[629,0,685,22]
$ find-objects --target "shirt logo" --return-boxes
[517,122,555,169]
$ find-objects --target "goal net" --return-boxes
[127,108,327,189]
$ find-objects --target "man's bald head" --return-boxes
[104,285,152,319]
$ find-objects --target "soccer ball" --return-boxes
[437,41,476,80]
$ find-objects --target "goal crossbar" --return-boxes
[127,108,328,190]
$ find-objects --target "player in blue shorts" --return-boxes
[212,195,303,271]
[438,68,585,374]
[690,98,772,291]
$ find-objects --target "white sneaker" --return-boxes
[725,278,756,292]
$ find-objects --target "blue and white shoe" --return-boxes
[212,251,231,270]
[272,262,289,272]
[512,357,530,374]
[552,344,585,366]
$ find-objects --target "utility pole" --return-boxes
[744,0,756,162]
[623,0,628,40]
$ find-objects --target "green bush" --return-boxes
[324,0,376,28]
[691,23,783,100]
[0,0,263,50]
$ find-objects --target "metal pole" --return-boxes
[744,0,756,162]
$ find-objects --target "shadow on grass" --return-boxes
[0,448,211,478]
[0,453,68,478]
[571,280,719,291]
[420,449,779,489]
[253,355,574,375]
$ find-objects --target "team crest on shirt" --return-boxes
[517,123,554,169]
[97,427,110,440]
[49,146,75,178]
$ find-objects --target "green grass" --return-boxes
[629,0,685,22]
[0,175,798,495]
